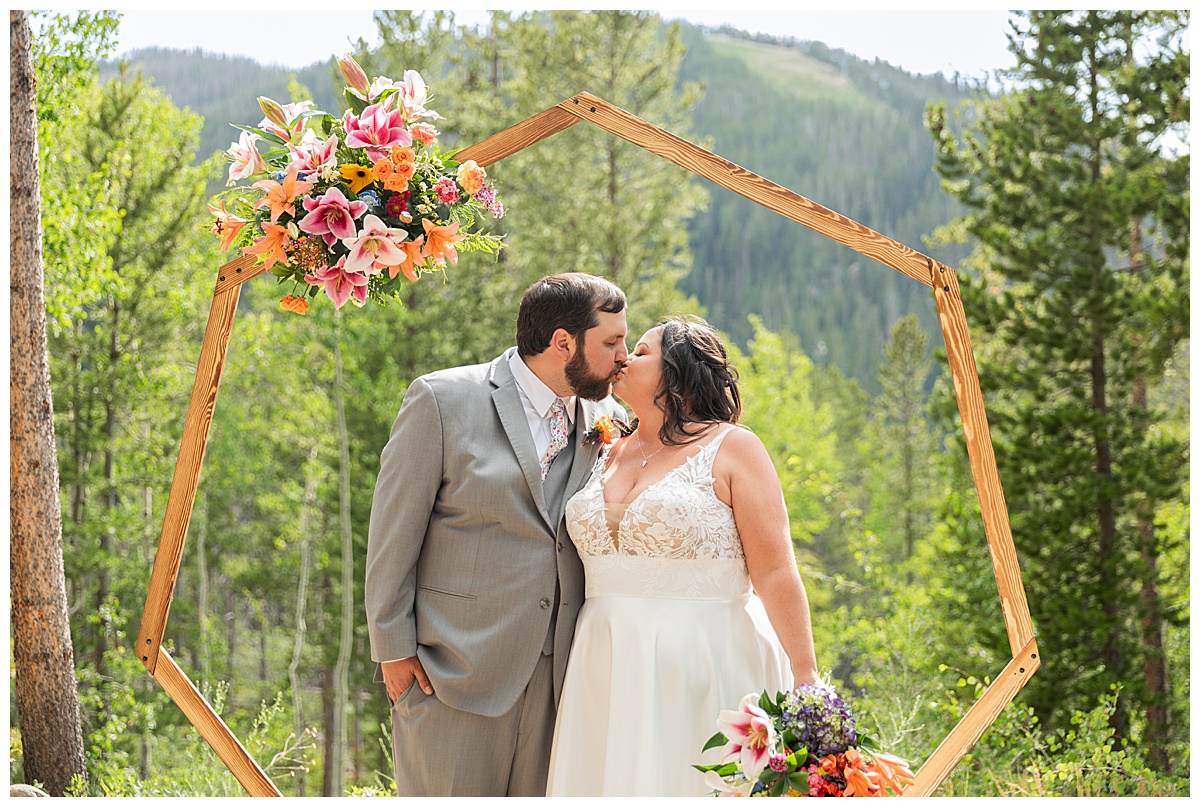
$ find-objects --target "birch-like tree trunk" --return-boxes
[288,444,321,797]
[9,10,88,794]
[330,315,354,795]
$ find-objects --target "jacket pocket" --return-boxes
[416,584,477,601]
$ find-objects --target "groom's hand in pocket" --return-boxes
[381,656,435,703]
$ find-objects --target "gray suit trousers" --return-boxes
[390,654,555,797]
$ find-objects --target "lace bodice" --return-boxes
[565,427,745,561]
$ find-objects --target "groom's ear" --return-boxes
[549,327,576,362]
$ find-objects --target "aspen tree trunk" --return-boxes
[1134,374,1170,771]
[289,443,321,796]
[321,660,336,797]
[9,10,88,794]
[1128,221,1170,771]
[330,316,354,794]
[194,492,210,680]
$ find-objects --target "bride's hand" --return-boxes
[791,663,819,687]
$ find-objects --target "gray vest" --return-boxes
[540,418,577,654]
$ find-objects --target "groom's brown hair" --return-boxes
[516,273,626,358]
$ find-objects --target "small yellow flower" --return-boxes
[339,163,376,194]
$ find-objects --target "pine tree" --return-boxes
[861,315,937,576]
[926,10,1188,766]
[10,9,88,794]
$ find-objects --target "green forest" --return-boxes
[9,9,1190,797]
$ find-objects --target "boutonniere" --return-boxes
[583,415,617,445]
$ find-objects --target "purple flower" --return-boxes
[780,682,857,757]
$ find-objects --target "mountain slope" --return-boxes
[101,23,980,392]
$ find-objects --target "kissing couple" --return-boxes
[365,272,819,796]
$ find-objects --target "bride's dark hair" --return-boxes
[650,316,742,446]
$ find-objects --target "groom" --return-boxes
[365,272,628,796]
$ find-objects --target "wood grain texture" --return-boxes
[933,261,1035,656]
[558,92,934,287]
[138,281,243,673]
[154,650,281,796]
[906,638,1042,796]
[455,103,582,167]
[212,254,267,294]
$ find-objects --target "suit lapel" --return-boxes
[565,398,599,503]
[490,352,554,533]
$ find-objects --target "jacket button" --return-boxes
[539,598,551,609]
[557,541,564,551]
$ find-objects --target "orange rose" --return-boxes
[391,145,416,165]
[456,159,486,196]
[393,161,416,181]
[373,158,395,178]
[279,295,309,315]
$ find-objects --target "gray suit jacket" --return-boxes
[365,347,625,717]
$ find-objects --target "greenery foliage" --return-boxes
[926,9,1190,762]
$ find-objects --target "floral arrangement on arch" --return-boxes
[209,55,505,314]
[696,682,916,797]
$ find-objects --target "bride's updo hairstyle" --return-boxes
[653,316,742,446]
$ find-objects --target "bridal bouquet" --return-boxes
[209,54,505,314]
[696,682,915,797]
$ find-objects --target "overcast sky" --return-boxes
[107,3,1019,82]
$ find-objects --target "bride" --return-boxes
[547,316,820,796]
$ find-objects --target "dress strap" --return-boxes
[695,425,739,476]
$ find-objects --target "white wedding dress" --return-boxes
[546,427,793,796]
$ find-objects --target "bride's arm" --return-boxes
[717,428,820,686]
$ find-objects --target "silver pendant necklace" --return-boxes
[635,429,666,468]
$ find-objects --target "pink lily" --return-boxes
[716,693,777,779]
[304,256,369,309]
[258,99,314,142]
[287,131,339,180]
[343,97,411,160]
[342,214,409,275]
[397,69,441,121]
[703,771,754,798]
[366,75,398,101]
[337,54,371,97]
[298,186,367,246]
[226,130,267,185]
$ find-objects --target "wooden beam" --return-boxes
[933,261,1035,655]
[154,649,281,796]
[213,254,266,294]
[138,92,1039,797]
[906,638,1041,796]
[557,92,935,287]
[455,103,582,168]
[137,279,243,673]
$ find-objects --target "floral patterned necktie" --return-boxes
[540,398,569,481]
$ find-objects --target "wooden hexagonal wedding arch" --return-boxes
[137,92,1039,797]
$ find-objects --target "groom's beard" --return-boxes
[565,345,617,401]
